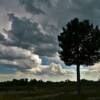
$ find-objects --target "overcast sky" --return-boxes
[0,0,100,82]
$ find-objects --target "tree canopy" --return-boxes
[58,18,100,66]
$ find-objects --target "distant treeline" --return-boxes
[0,79,68,91]
[0,79,100,91]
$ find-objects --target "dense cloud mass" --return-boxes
[0,0,100,81]
[19,0,59,15]
[20,0,45,14]
[6,13,58,56]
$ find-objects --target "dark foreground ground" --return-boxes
[0,79,100,100]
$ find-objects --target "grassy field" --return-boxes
[0,79,100,100]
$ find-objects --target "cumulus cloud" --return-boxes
[14,63,75,81]
[0,44,41,71]
[1,63,100,82]
[82,63,100,80]
[29,63,72,76]
[0,44,41,62]
[0,62,75,82]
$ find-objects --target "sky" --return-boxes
[0,0,100,82]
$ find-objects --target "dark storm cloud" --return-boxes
[0,33,5,41]
[33,0,100,29]
[6,14,57,56]
[3,0,100,60]
[70,0,100,18]
[0,0,19,7]
[61,0,100,25]
[19,0,58,15]
[2,0,100,58]
[0,0,24,14]
[35,43,58,56]
[20,0,45,14]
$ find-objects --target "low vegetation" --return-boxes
[0,79,100,100]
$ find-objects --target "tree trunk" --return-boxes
[76,64,81,95]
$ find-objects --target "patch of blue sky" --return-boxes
[0,65,17,74]
[42,56,49,65]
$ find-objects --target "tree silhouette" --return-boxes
[58,18,100,94]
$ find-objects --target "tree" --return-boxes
[58,18,100,94]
